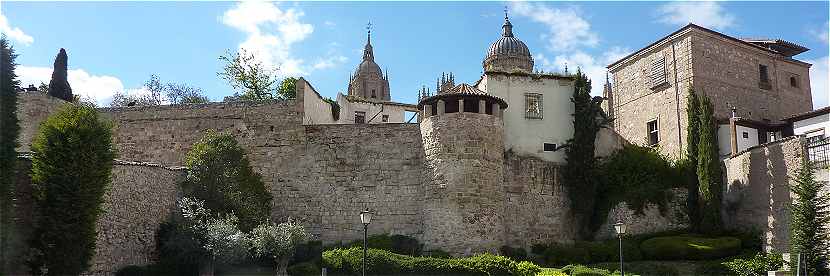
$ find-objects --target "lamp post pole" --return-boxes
[614,221,626,276]
[360,209,373,276]
[618,234,624,276]
[363,223,367,276]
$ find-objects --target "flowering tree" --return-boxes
[246,219,309,276]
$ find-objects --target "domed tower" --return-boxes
[483,12,534,73]
[418,82,509,255]
[348,26,391,101]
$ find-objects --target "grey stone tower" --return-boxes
[418,83,508,255]
[348,25,391,101]
[482,11,534,73]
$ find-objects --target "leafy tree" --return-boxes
[685,88,701,231]
[564,68,610,238]
[181,130,272,232]
[166,82,210,104]
[276,77,298,100]
[246,218,309,275]
[110,74,209,107]
[0,35,21,275]
[218,49,279,102]
[47,48,73,101]
[789,158,829,275]
[29,104,115,275]
[696,95,722,234]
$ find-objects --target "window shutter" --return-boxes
[649,56,667,88]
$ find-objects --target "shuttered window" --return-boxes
[649,56,668,88]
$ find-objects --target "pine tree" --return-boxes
[47,48,73,101]
[685,88,701,231]
[789,158,829,275]
[696,95,722,234]
[0,35,21,276]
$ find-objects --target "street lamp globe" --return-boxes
[613,221,626,236]
[360,209,373,226]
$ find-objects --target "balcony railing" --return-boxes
[806,137,829,169]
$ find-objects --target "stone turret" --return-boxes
[417,83,508,254]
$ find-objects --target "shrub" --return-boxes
[29,104,115,275]
[245,218,309,274]
[537,268,568,276]
[322,247,540,275]
[293,240,323,265]
[500,245,528,261]
[287,261,320,276]
[640,235,741,260]
[561,264,614,276]
[722,252,786,276]
[534,240,641,267]
[340,234,424,256]
[181,129,272,232]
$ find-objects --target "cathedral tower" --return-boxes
[348,24,391,101]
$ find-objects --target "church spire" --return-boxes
[502,7,514,37]
[362,20,374,61]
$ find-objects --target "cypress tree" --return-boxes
[29,105,114,275]
[685,88,701,231]
[696,95,722,234]
[0,35,21,276]
[789,157,829,275]
[47,48,73,101]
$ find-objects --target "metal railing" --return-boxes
[806,136,829,169]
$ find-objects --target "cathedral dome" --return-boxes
[483,15,534,73]
[355,59,382,78]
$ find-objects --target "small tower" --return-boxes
[418,83,508,255]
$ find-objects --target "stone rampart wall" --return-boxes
[723,136,805,252]
[15,92,70,152]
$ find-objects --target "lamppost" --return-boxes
[360,209,373,276]
[614,221,627,276]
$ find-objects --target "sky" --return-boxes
[1,1,828,109]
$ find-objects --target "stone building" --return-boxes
[605,23,814,158]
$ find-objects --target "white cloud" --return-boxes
[324,20,336,27]
[17,65,126,106]
[808,56,829,108]
[221,1,314,77]
[312,55,347,70]
[657,1,735,30]
[809,21,829,44]
[0,13,33,45]
[510,1,598,51]
[536,47,631,97]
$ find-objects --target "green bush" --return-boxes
[534,240,642,267]
[722,252,785,276]
[322,247,541,275]
[537,268,567,276]
[287,261,320,276]
[29,104,115,275]
[500,245,528,261]
[591,262,679,276]
[640,235,741,260]
[561,264,615,276]
[293,240,323,265]
[338,234,424,256]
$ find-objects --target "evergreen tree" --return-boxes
[0,35,21,276]
[29,105,115,275]
[685,87,701,231]
[180,130,272,232]
[789,158,829,275]
[47,48,73,101]
[696,95,722,234]
[564,68,610,238]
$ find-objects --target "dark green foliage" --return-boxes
[696,95,722,234]
[287,261,320,276]
[788,158,830,275]
[591,262,680,276]
[722,252,785,276]
[322,247,542,276]
[684,88,701,231]
[640,235,741,260]
[29,105,115,275]
[499,245,528,261]
[323,97,340,121]
[424,249,452,259]
[277,77,298,100]
[560,264,615,276]
[334,234,424,256]
[156,217,206,273]
[181,130,272,232]
[0,36,21,273]
[594,144,687,231]
[47,48,73,101]
[114,264,187,276]
[293,240,323,265]
[564,68,610,239]
[533,240,642,267]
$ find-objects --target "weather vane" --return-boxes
[367,20,372,35]
[504,6,508,19]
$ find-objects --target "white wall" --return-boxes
[792,113,829,137]
[302,80,338,125]
[479,74,574,162]
[717,124,760,156]
[336,93,408,124]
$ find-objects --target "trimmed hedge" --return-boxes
[722,252,786,276]
[534,240,642,267]
[335,234,424,256]
[640,235,741,260]
[560,265,616,276]
[322,247,541,276]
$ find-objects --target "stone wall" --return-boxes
[4,157,184,276]
[15,92,70,152]
[594,188,690,240]
[723,136,805,252]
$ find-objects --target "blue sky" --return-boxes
[2,1,828,109]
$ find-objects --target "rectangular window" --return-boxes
[647,119,659,146]
[742,132,749,139]
[355,111,366,124]
[759,64,771,89]
[790,76,799,88]
[649,56,668,88]
[381,115,389,122]
[525,93,543,119]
